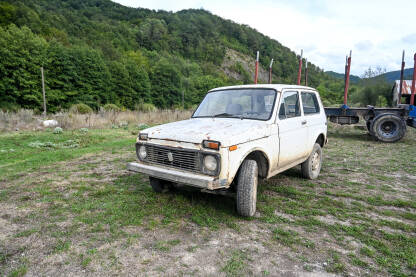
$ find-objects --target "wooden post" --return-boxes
[296,50,303,85]
[268,59,274,84]
[304,58,308,86]
[398,50,405,104]
[41,67,46,116]
[254,51,259,84]
[182,90,184,109]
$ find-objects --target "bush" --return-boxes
[135,102,157,112]
[53,127,63,134]
[79,128,89,134]
[102,103,120,112]
[69,103,93,114]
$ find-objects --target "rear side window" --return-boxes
[279,91,301,119]
[301,92,320,115]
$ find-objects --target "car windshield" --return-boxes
[192,89,276,120]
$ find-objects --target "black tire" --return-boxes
[370,114,406,143]
[236,160,258,217]
[301,143,322,180]
[366,120,374,136]
[149,177,168,193]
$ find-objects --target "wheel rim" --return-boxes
[311,151,320,172]
[378,121,398,139]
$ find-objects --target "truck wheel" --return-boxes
[370,114,406,143]
[301,143,322,180]
[366,120,374,136]
[236,160,258,217]
[149,177,169,193]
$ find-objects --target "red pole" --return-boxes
[398,50,405,104]
[254,51,259,84]
[410,53,416,106]
[304,58,308,86]
[297,49,303,85]
[343,50,352,106]
[268,58,274,84]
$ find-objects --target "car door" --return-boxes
[277,90,308,168]
[301,91,323,150]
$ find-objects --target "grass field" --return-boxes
[0,123,415,276]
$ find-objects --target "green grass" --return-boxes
[1,125,416,276]
[221,250,250,277]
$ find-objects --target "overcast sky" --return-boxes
[112,0,416,76]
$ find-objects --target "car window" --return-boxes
[193,89,277,120]
[301,92,320,115]
[279,91,301,119]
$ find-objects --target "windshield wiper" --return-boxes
[213,113,235,117]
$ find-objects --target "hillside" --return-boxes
[0,0,340,112]
[378,68,414,83]
[325,71,361,84]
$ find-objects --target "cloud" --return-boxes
[402,33,416,44]
[355,41,373,51]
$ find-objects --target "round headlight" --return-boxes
[138,145,147,160]
[203,155,217,172]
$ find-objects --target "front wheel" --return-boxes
[149,177,171,193]
[301,143,322,180]
[236,160,258,217]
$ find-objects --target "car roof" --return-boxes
[209,84,316,93]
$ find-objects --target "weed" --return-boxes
[221,250,249,277]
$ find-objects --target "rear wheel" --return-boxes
[370,114,406,143]
[366,120,374,136]
[236,160,258,217]
[301,143,322,180]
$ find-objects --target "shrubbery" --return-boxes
[103,104,120,112]
[135,103,157,112]
[69,103,93,114]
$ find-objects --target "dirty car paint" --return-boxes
[143,118,271,147]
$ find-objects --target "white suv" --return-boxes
[128,84,327,216]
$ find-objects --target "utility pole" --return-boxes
[41,67,46,116]
[268,59,274,84]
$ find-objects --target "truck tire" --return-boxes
[149,177,168,193]
[301,143,322,180]
[236,160,258,217]
[370,114,406,143]
[366,120,374,136]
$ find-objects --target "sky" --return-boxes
[112,0,416,76]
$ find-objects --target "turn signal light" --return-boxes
[229,145,237,151]
[202,140,220,150]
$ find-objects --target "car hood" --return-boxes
[144,118,271,147]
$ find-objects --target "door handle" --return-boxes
[301,120,307,125]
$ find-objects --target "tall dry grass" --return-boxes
[0,109,194,132]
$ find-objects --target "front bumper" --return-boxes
[127,162,220,190]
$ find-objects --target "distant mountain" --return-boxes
[325,71,361,83]
[326,68,414,85]
[378,68,414,83]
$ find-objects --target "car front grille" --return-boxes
[140,144,201,173]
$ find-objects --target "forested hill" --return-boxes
[0,0,338,112]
